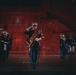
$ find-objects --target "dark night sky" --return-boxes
[0,0,41,6]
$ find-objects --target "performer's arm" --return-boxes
[35,38,42,41]
[24,26,33,34]
[26,26,33,31]
[35,33,44,41]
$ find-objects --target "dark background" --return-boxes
[0,0,41,6]
[0,0,76,7]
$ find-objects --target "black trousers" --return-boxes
[30,48,38,65]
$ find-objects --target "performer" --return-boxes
[6,34,12,59]
[66,34,75,62]
[0,31,11,62]
[24,23,44,68]
[0,28,4,61]
[59,34,67,60]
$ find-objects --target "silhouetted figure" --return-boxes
[0,31,12,62]
[24,23,44,69]
[59,34,67,60]
[6,34,12,59]
[67,34,75,62]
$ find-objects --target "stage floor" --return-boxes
[0,54,76,75]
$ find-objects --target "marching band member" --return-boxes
[59,34,67,60]
[24,23,44,69]
[0,31,12,62]
[67,34,75,62]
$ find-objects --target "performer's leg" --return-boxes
[6,50,9,59]
[69,46,74,62]
[64,49,67,60]
[60,49,65,60]
[72,46,75,52]
[30,49,35,66]
[62,50,65,60]
[2,51,5,62]
[34,50,38,63]
[60,50,63,59]
[32,50,38,69]
[69,52,72,62]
